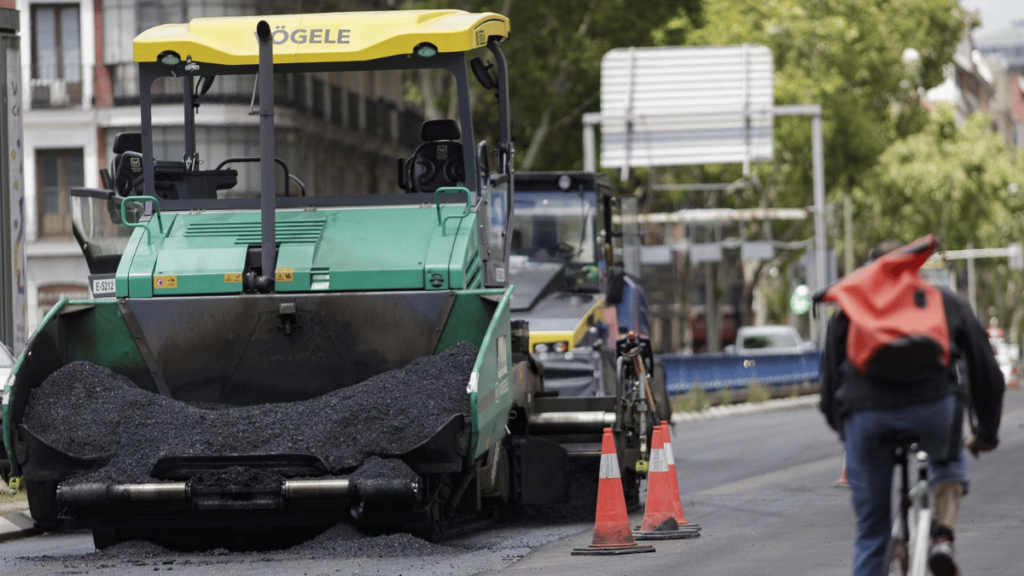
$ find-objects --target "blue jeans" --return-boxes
[842,395,968,576]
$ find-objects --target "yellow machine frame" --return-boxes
[134,10,510,65]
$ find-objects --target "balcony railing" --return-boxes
[111,62,253,106]
[30,63,86,108]
[106,62,425,149]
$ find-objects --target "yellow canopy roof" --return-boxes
[134,10,509,66]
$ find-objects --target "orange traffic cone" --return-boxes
[572,428,655,555]
[659,421,700,532]
[634,424,700,540]
[831,451,849,488]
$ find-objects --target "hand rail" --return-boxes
[121,195,163,244]
[434,186,472,236]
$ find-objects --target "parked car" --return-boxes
[726,325,814,355]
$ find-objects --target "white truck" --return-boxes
[726,325,814,355]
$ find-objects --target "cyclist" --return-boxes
[820,239,1004,576]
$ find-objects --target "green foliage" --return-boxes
[747,381,771,403]
[673,385,711,412]
[718,387,732,406]
[656,0,964,206]
[411,0,702,170]
[858,105,1024,252]
[858,104,1024,328]
[647,0,967,324]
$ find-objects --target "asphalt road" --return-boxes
[2,389,1022,576]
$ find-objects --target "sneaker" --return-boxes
[928,537,960,576]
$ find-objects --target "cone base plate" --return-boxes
[633,527,701,540]
[831,481,850,488]
[571,544,656,556]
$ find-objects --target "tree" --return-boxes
[858,104,1024,330]
[647,0,966,328]
[409,0,703,170]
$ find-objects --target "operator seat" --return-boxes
[110,132,144,197]
[407,119,464,193]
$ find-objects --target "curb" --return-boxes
[671,394,819,423]
[0,511,37,542]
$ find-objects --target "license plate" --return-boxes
[90,277,116,298]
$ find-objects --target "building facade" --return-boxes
[19,0,422,331]
[976,19,1024,74]
[977,19,1024,147]
[922,18,996,122]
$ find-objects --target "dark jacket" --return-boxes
[820,287,1004,445]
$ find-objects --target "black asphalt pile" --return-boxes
[188,466,284,491]
[288,523,452,558]
[23,342,477,484]
[349,455,419,483]
[88,521,450,561]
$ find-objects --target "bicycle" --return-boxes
[882,433,933,576]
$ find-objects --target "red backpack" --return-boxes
[816,235,951,383]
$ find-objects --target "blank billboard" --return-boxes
[600,45,774,168]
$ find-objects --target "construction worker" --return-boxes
[819,239,1005,576]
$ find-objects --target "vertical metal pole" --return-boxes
[140,65,157,198]
[844,191,854,275]
[583,120,596,173]
[256,21,276,292]
[1,14,23,353]
[0,33,9,348]
[811,112,828,347]
[182,77,195,162]
[741,43,750,177]
[968,243,977,315]
[704,262,717,353]
[620,47,636,182]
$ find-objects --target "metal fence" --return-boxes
[106,62,425,150]
[659,351,822,394]
[30,63,86,108]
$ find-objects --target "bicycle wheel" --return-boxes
[883,537,909,576]
[883,515,910,576]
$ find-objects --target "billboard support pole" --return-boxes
[583,113,598,173]
[773,105,826,348]
[0,8,21,353]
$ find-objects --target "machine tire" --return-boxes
[26,480,60,532]
[651,360,672,423]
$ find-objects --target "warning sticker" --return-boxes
[275,268,295,282]
[224,273,242,283]
[153,275,178,289]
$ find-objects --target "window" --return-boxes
[31,4,81,107]
[36,149,84,238]
[312,78,325,119]
[742,333,799,350]
[37,284,90,325]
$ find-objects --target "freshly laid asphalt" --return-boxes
[1,389,1021,575]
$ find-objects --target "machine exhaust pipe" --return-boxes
[255,20,276,293]
[528,411,616,432]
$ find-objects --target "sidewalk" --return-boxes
[672,394,820,423]
[0,486,36,542]
[0,510,35,542]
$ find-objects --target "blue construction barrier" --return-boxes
[659,351,822,394]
